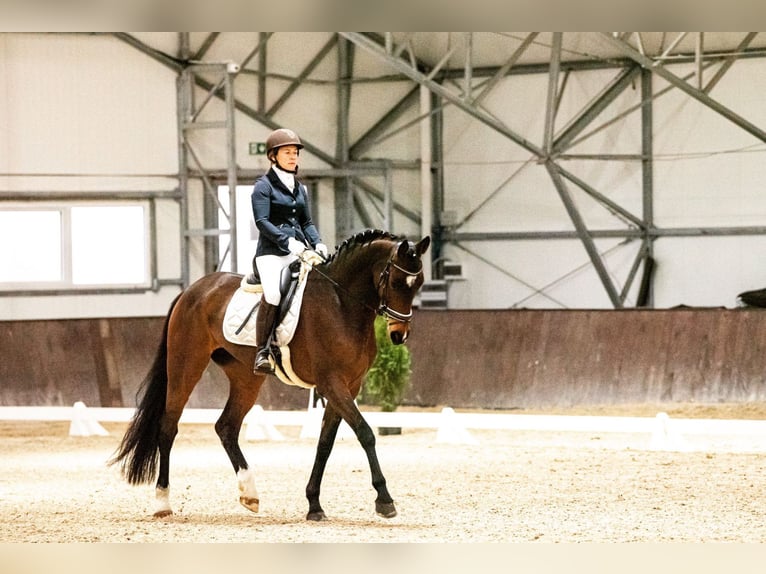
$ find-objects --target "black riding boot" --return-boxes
[254,301,280,374]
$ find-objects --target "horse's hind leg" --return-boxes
[154,332,214,517]
[214,354,264,513]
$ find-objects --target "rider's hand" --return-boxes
[287,238,307,256]
[300,250,324,267]
[314,243,329,260]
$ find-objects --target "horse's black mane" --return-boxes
[324,229,403,265]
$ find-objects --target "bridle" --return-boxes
[310,251,422,324]
[375,257,422,323]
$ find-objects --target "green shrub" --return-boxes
[361,316,411,412]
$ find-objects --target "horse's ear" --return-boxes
[416,236,431,256]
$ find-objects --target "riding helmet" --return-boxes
[266,128,303,160]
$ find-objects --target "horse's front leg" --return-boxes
[214,362,264,514]
[307,388,396,520]
[353,412,397,519]
[305,404,342,521]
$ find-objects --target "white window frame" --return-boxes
[0,201,153,293]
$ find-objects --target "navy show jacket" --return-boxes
[251,168,322,257]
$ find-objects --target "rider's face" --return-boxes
[275,145,300,170]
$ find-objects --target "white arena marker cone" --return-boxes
[649,412,688,452]
[68,401,110,437]
[244,405,285,441]
[300,403,324,439]
[435,407,477,445]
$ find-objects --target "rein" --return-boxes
[310,255,421,323]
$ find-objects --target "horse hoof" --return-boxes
[306,510,327,522]
[375,502,397,518]
[153,509,173,518]
[239,496,260,513]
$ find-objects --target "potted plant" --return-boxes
[361,315,412,434]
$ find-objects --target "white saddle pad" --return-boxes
[222,264,313,389]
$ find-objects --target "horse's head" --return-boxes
[377,236,431,345]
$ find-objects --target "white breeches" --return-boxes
[255,253,298,305]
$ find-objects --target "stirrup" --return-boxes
[254,348,274,374]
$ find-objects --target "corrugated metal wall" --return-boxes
[2,308,766,409]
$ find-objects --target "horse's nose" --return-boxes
[388,323,409,345]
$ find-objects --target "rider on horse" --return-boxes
[250,128,328,374]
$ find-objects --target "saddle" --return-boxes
[243,259,303,327]
[224,260,313,388]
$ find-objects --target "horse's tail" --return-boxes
[108,293,181,485]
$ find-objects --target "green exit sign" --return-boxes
[249,142,267,155]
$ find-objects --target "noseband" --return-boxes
[376,257,422,324]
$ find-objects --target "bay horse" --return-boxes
[110,229,430,521]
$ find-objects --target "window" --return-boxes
[217,185,259,274]
[0,203,151,291]
[0,210,63,282]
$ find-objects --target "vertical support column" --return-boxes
[176,33,191,288]
[383,162,393,231]
[257,32,268,113]
[463,32,473,102]
[640,67,655,307]
[431,89,445,267]
[335,37,354,239]
[224,64,238,272]
[420,84,433,281]
[543,32,562,155]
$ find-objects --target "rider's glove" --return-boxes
[314,243,329,260]
[287,237,307,256]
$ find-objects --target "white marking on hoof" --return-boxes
[237,468,260,513]
[153,486,173,517]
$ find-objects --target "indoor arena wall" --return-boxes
[3,308,766,410]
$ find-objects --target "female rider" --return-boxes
[251,128,328,373]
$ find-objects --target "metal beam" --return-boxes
[0,190,180,200]
[344,31,642,233]
[340,32,544,157]
[471,32,539,107]
[192,33,220,61]
[545,161,623,308]
[558,169,645,229]
[267,34,337,117]
[640,67,654,306]
[350,85,420,157]
[600,32,766,143]
[704,32,758,94]
[335,37,354,238]
[620,242,648,305]
[553,65,641,153]
[352,177,421,225]
[113,33,183,71]
[565,61,718,150]
[453,241,568,308]
[543,32,562,155]
[344,31,647,306]
[463,32,473,101]
[443,226,766,241]
[114,33,339,168]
